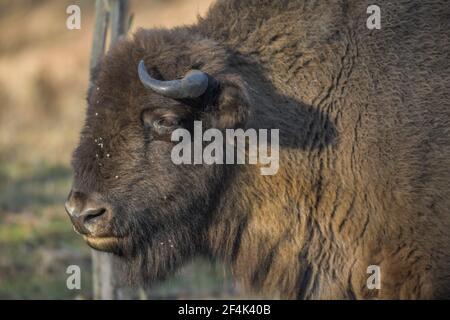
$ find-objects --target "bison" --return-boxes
[65,0,450,299]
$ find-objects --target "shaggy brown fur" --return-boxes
[69,0,450,299]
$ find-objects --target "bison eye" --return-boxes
[141,109,184,135]
[152,116,180,134]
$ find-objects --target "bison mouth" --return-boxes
[83,235,124,253]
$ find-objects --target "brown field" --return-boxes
[0,0,246,299]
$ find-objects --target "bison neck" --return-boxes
[205,150,363,299]
[203,73,426,298]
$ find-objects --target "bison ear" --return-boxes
[208,75,250,129]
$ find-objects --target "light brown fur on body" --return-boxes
[199,0,450,299]
[70,0,450,299]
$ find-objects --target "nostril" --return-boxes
[83,208,107,224]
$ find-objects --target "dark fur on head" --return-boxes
[72,28,250,284]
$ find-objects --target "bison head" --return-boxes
[65,29,250,282]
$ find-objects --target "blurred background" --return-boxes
[0,0,247,299]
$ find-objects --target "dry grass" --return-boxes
[0,0,245,299]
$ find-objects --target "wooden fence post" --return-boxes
[89,0,133,300]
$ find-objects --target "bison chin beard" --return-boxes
[110,218,201,286]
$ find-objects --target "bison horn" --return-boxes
[138,60,209,99]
